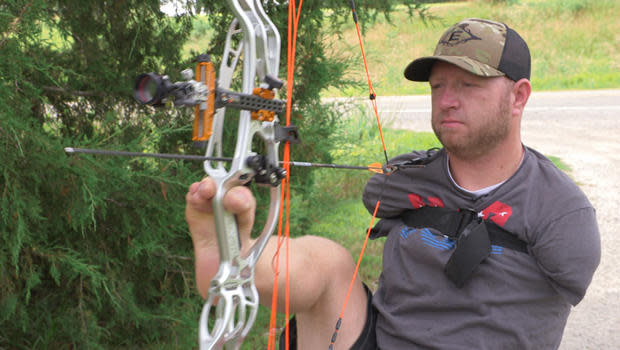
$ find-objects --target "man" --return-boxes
[186,18,600,349]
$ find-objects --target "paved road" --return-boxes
[348,89,620,349]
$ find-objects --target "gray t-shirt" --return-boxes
[362,147,600,350]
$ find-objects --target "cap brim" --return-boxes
[404,56,505,81]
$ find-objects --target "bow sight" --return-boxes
[133,70,207,107]
[134,54,217,146]
[133,54,291,150]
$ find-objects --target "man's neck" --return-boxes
[447,144,525,192]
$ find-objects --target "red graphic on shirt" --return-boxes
[408,193,445,208]
[408,193,425,208]
[408,193,512,226]
[481,201,513,227]
[427,196,445,208]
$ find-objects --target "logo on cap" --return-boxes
[439,23,482,47]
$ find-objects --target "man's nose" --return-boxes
[437,84,460,110]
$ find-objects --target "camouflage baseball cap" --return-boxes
[404,18,531,82]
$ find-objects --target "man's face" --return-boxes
[429,61,514,160]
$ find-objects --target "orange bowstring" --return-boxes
[329,200,380,347]
[330,2,390,347]
[351,7,389,165]
[267,1,303,350]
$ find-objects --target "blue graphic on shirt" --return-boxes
[400,227,455,250]
[400,227,417,239]
[400,226,505,255]
[490,245,504,255]
[420,230,456,251]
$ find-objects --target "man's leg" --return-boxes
[186,178,368,349]
[255,235,368,349]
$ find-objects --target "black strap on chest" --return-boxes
[370,207,528,288]
[399,207,528,253]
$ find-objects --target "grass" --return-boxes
[183,15,215,59]
[183,0,619,95]
[322,0,620,97]
[183,1,619,95]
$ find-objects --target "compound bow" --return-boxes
[191,1,288,348]
[107,0,289,348]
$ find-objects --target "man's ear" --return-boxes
[512,78,532,116]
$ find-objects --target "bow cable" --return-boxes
[267,1,304,349]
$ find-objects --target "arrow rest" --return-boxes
[246,154,287,186]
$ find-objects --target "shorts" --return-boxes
[279,284,378,349]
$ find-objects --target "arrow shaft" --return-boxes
[64,147,382,172]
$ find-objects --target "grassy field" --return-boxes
[185,0,619,96]
[323,0,620,96]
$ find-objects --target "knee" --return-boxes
[295,235,358,298]
[299,235,356,276]
[256,235,356,312]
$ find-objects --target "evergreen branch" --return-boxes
[0,0,34,50]
[42,86,100,97]
[152,252,193,261]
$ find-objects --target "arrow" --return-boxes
[64,147,385,173]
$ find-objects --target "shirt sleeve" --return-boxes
[362,151,434,218]
[362,169,414,218]
[529,207,601,306]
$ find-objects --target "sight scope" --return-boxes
[134,71,205,107]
